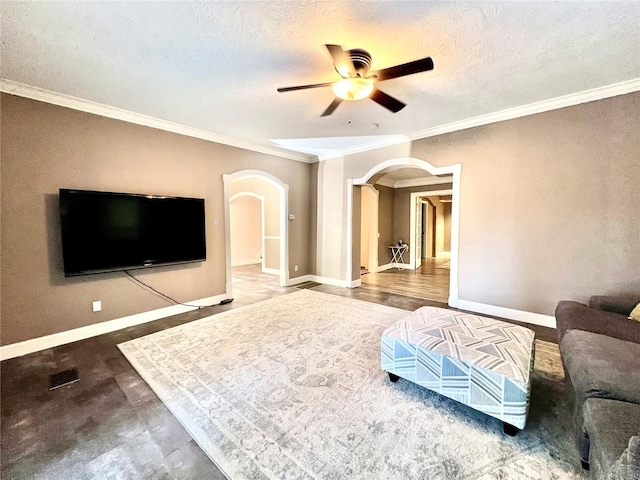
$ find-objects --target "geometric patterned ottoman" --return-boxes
[381,306,535,435]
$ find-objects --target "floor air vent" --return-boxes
[49,368,80,390]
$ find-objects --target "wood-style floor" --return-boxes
[360,257,450,303]
[0,264,556,479]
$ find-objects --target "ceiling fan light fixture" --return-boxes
[332,78,374,101]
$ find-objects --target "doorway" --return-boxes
[223,170,289,298]
[230,192,265,271]
[358,187,452,304]
[346,157,461,306]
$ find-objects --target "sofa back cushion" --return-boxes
[589,295,640,316]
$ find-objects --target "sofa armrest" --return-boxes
[555,300,640,344]
[589,295,640,316]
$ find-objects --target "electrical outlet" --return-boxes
[294,265,298,272]
[92,301,102,312]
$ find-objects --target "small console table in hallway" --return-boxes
[389,244,409,269]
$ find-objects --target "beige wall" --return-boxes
[425,201,435,257]
[392,184,454,258]
[360,189,370,268]
[315,157,346,279]
[230,195,262,266]
[360,186,379,271]
[376,185,395,266]
[229,177,281,270]
[443,202,452,251]
[1,94,312,345]
[318,92,640,315]
[428,196,446,255]
[308,163,318,275]
[351,186,361,282]
[410,92,639,312]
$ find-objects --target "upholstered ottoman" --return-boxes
[381,306,535,435]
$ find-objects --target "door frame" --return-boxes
[415,198,429,269]
[223,170,289,296]
[346,157,461,307]
[408,189,452,270]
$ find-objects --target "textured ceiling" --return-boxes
[2,2,639,160]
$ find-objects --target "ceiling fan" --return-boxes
[277,44,434,117]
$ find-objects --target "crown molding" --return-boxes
[0,79,315,164]
[318,136,410,161]
[321,78,640,160]
[4,78,637,164]
[405,78,640,143]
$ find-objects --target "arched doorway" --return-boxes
[346,158,461,306]
[223,170,289,296]
[229,192,265,271]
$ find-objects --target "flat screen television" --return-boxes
[59,189,206,277]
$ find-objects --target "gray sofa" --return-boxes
[556,295,640,479]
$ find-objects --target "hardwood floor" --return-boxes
[360,257,450,303]
[0,266,295,480]
[0,264,556,479]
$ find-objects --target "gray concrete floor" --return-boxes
[1,265,556,479]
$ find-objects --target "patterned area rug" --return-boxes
[118,290,585,479]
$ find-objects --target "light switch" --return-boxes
[92,301,102,312]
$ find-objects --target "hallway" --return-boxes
[359,257,450,303]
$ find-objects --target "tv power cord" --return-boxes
[123,271,233,309]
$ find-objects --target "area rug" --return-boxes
[118,290,586,479]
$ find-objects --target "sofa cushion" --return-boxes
[555,301,640,345]
[589,295,640,316]
[583,399,640,479]
[561,330,640,406]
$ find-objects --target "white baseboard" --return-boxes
[285,274,313,286]
[311,275,351,288]
[231,259,261,267]
[456,299,556,329]
[262,267,280,275]
[286,274,355,288]
[0,293,229,361]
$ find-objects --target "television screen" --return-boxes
[59,189,206,276]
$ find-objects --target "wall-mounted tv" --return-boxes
[60,189,206,277]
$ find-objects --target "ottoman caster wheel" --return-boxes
[388,372,400,383]
[503,422,520,436]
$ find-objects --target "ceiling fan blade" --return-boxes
[320,97,343,117]
[369,57,434,82]
[325,44,355,78]
[277,81,335,92]
[370,88,406,113]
